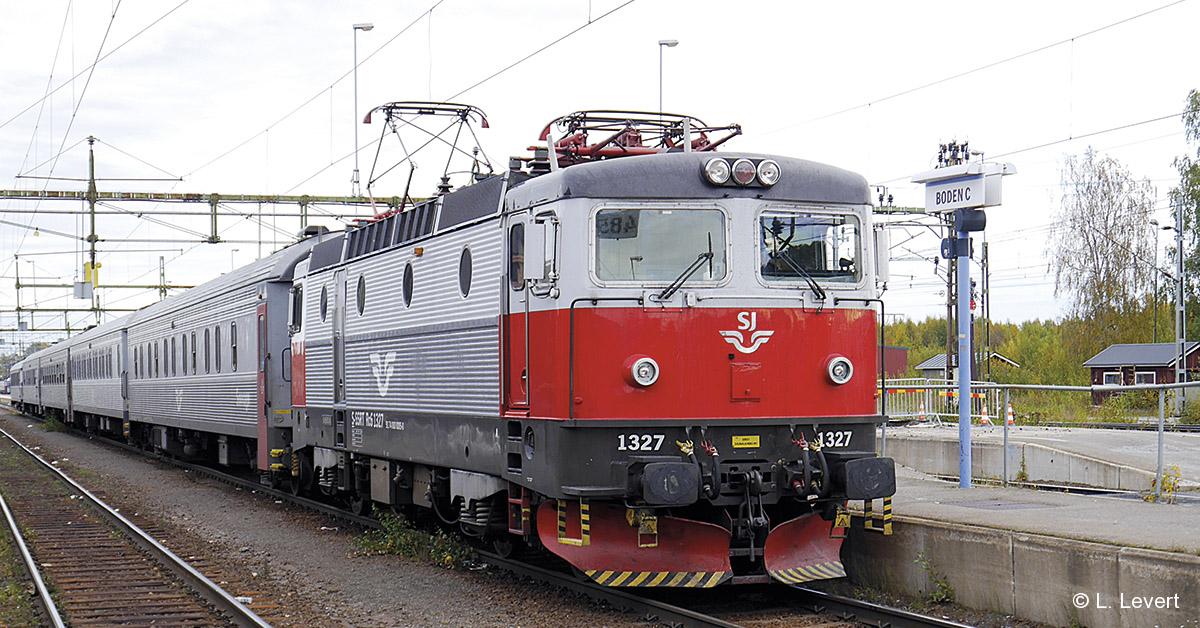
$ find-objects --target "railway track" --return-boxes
[0,425,269,628]
[6,410,973,627]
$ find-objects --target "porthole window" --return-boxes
[402,262,414,307]
[356,275,366,315]
[320,286,329,322]
[458,248,473,298]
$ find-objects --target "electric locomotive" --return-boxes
[289,108,896,587]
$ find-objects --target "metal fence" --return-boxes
[875,379,1200,500]
[880,378,1006,425]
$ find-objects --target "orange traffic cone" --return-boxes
[979,404,992,426]
[1005,403,1015,426]
[918,402,926,422]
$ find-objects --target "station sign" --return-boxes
[911,162,1016,213]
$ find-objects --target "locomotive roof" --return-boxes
[506,152,870,209]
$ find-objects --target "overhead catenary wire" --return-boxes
[0,0,191,134]
[283,0,639,194]
[12,1,124,261]
[183,0,447,179]
[769,0,1192,134]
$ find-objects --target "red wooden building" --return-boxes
[1083,342,1200,404]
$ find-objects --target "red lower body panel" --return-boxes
[536,501,733,588]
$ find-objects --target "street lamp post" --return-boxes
[657,39,678,116]
[352,23,375,197]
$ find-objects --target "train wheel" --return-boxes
[289,451,312,496]
[348,493,371,517]
[491,536,517,558]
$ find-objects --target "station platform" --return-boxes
[879,423,1200,491]
[844,463,1200,627]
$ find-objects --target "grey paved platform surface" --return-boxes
[883,424,1200,483]
[891,466,1200,554]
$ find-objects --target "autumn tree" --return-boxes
[1174,89,1200,329]
[1049,149,1158,349]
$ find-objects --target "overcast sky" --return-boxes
[1,0,1197,349]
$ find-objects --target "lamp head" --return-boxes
[353,23,374,31]
[658,39,679,47]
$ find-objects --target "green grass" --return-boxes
[355,510,475,570]
[0,509,43,626]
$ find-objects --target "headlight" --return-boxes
[827,356,854,385]
[756,159,781,186]
[731,158,757,185]
[630,356,660,387]
[703,158,731,185]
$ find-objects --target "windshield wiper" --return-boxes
[762,224,827,301]
[657,239,715,301]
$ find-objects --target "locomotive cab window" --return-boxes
[593,207,727,283]
[759,210,861,285]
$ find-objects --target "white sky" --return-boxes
[0,0,1196,350]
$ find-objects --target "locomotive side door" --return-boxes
[504,220,529,410]
[256,302,269,470]
[333,268,347,405]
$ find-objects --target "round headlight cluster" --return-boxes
[703,158,731,185]
[827,356,854,385]
[702,157,782,187]
[630,357,660,387]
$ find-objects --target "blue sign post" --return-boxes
[913,158,1015,489]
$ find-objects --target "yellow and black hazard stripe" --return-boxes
[584,570,729,588]
[768,560,846,584]
[556,499,590,546]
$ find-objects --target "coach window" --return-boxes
[171,337,178,377]
[205,328,211,374]
[509,224,524,290]
[403,263,414,307]
[154,342,160,378]
[356,275,366,315]
[231,322,238,371]
[191,332,197,374]
[593,207,728,283]
[215,325,222,373]
[164,339,170,377]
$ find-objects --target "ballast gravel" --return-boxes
[0,409,639,627]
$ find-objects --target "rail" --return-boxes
[0,426,271,628]
[0,492,65,628]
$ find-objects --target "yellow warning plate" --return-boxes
[732,435,760,449]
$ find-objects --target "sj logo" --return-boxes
[719,311,774,354]
[369,352,397,396]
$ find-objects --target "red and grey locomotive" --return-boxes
[10,107,895,588]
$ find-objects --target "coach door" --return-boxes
[332,269,347,404]
[504,220,530,410]
[120,329,129,421]
[256,302,269,469]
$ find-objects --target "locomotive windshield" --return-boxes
[759,210,861,284]
[594,208,727,282]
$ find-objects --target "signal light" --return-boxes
[629,356,660,387]
[827,356,854,385]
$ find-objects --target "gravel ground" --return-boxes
[0,408,640,627]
